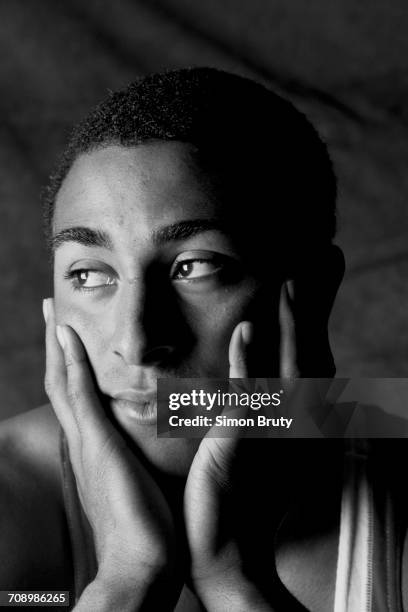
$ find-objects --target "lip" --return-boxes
[110,397,157,425]
[110,388,157,425]
[112,388,157,403]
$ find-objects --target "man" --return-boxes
[0,68,345,610]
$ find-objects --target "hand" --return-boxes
[43,298,180,610]
[184,284,311,611]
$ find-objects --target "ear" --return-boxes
[286,244,345,377]
[287,244,345,318]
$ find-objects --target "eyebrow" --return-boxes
[50,219,225,252]
[51,227,113,251]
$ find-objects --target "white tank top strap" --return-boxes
[334,439,403,612]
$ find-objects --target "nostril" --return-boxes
[113,344,177,367]
[144,345,176,365]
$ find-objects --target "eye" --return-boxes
[65,269,116,291]
[171,258,223,281]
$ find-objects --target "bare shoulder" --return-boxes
[0,404,61,484]
[0,405,73,590]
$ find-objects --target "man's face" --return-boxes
[53,142,279,475]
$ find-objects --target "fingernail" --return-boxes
[42,299,49,323]
[241,322,253,345]
[286,280,295,302]
[56,325,67,350]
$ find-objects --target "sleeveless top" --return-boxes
[59,430,407,610]
[334,439,404,612]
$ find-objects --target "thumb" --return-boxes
[197,321,253,479]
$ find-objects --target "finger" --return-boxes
[203,322,252,451]
[55,324,111,441]
[279,282,299,380]
[43,298,77,437]
[228,321,252,379]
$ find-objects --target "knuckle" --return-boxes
[66,356,92,385]
[44,374,55,398]
[67,386,97,418]
[65,355,76,369]
[66,354,86,369]
[67,387,82,407]
[69,369,95,398]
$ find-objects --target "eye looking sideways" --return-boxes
[63,250,240,294]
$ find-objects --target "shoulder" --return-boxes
[0,404,61,471]
[0,405,73,589]
[0,404,63,502]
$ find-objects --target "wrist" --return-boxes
[195,571,275,612]
[95,557,179,612]
[73,575,139,612]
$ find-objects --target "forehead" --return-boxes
[53,141,221,235]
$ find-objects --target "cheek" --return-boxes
[182,283,259,356]
[181,282,281,377]
[54,282,108,364]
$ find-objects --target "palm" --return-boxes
[184,437,240,582]
[77,426,174,569]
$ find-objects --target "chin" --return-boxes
[117,419,200,478]
[109,395,200,476]
[138,436,201,477]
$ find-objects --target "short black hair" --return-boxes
[43,67,337,267]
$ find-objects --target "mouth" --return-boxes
[110,389,157,425]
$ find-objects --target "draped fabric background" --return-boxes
[1,0,408,420]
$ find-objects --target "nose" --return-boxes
[110,279,176,367]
